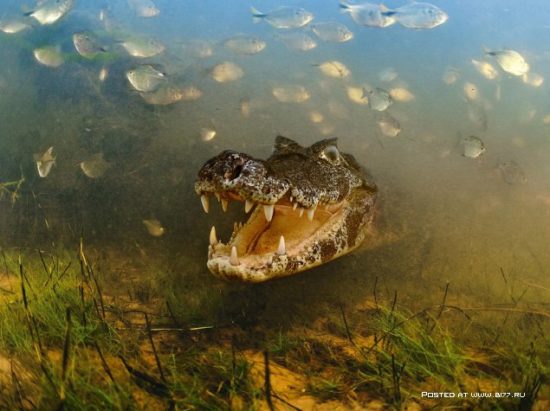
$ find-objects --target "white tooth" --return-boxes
[298,208,304,217]
[221,198,229,212]
[267,256,273,266]
[307,207,315,221]
[290,196,293,203]
[276,235,286,255]
[263,204,274,222]
[245,199,254,213]
[230,246,239,266]
[215,193,221,202]
[293,202,298,211]
[209,226,217,245]
[200,195,209,213]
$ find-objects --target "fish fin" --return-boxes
[482,45,494,55]
[250,6,265,23]
[339,1,350,11]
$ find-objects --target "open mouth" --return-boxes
[198,191,348,281]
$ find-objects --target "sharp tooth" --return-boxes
[200,195,209,213]
[215,193,221,202]
[276,235,286,255]
[290,196,293,203]
[245,199,254,213]
[263,204,274,222]
[298,208,304,217]
[230,246,239,266]
[293,202,298,211]
[221,198,229,212]
[209,226,217,245]
[307,207,315,221]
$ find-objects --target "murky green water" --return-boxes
[1,0,549,342]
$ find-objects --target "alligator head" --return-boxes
[195,136,377,283]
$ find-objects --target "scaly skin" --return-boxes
[195,136,377,282]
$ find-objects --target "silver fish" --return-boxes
[366,87,393,111]
[377,113,401,137]
[379,67,398,82]
[0,19,32,34]
[462,135,486,158]
[251,6,313,29]
[272,85,310,103]
[211,62,244,83]
[274,32,317,51]
[33,146,55,178]
[484,48,529,76]
[80,153,109,178]
[224,35,266,55]
[120,37,165,58]
[33,45,64,68]
[310,22,353,42]
[143,219,165,236]
[128,0,159,18]
[389,2,448,29]
[181,39,214,58]
[339,1,396,28]
[73,32,106,59]
[498,160,526,185]
[25,0,74,25]
[126,65,166,92]
[141,85,184,105]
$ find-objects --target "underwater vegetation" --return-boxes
[0,247,547,409]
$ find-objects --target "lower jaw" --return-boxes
[205,192,374,283]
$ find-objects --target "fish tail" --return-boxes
[250,6,265,23]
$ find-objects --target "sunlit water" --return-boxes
[1,0,549,325]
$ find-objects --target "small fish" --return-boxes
[33,45,64,68]
[143,219,165,236]
[339,1,396,28]
[317,60,350,79]
[272,85,310,103]
[522,72,544,87]
[379,67,398,82]
[126,65,166,92]
[211,62,244,83]
[463,82,480,102]
[180,86,203,101]
[388,2,448,30]
[274,32,317,51]
[128,0,159,18]
[377,113,401,137]
[80,153,109,178]
[389,87,415,102]
[462,135,486,158]
[73,32,106,59]
[251,6,313,29]
[224,35,266,55]
[98,67,109,82]
[498,160,526,185]
[442,66,460,85]
[309,111,324,123]
[310,22,353,43]
[181,39,214,58]
[346,86,369,105]
[0,19,32,34]
[240,97,251,117]
[484,48,529,76]
[200,127,216,142]
[466,102,488,131]
[120,37,165,58]
[33,146,55,178]
[471,59,499,80]
[25,0,74,25]
[366,87,393,111]
[140,85,183,105]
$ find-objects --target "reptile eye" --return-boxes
[321,146,340,164]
